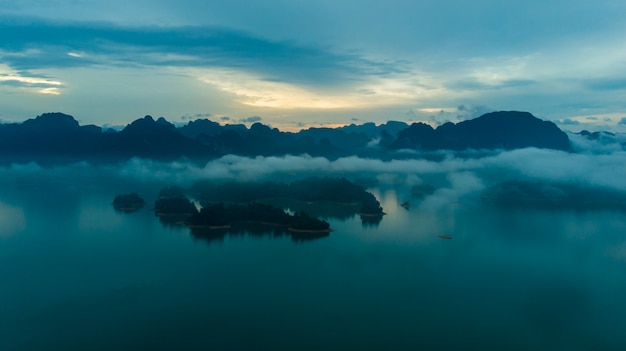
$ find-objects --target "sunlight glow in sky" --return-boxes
[0,0,625,131]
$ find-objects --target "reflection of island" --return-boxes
[189,223,328,244]
[188,203,331,244]
[360,213,383,227]
[112,193,145,213]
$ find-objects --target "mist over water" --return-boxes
[2,144,626,350]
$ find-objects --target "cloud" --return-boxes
[557,118,581,126]
[3,141,626,213]
[0,3,624,130]
[0,17,399,89]
[240,116,262,123]
[446,78,535,91]
[78,145,621,196]
[181,113,212,121]
[567,131,626,154]
[0,64,63,94]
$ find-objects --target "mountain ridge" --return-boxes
[0,111,572,165]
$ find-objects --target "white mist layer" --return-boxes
[2,145,626,210]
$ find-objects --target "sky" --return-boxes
[0,0,625,131]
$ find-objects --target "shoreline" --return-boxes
[358,212,386,217]
[288,228,334,233]
[187,224,232,229]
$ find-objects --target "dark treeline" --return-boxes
[0,111,572,165]
[154,196,197,215]
[188,202,330,231]
[112,192,145,212]
[190,177,384,215]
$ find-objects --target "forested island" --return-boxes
[190,177,385,216]
[117,177,382,233]
[188,202,330,232]
[153,198,330,233]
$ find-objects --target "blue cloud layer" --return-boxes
[0,17,400,88]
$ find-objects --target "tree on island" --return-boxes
[359,193,384,215]
[189,203,231,227]
[289,211,330,231]
[158,185,186,198]
[154,196,197,215]
[113,193,145,213]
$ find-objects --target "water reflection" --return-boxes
[6,179,626,351]
[188,222,325,244]
[156,213,193,227]
[359,214,383,227]
[0,201,25,238]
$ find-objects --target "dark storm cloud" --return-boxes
[0,16,400,88]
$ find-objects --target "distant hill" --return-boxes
[391,111,570,151]
[0,110,572,164]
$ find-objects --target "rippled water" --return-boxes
[2,179,626,350]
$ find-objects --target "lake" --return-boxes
[2,176,626,350]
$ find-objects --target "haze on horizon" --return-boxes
[0,0,625,131]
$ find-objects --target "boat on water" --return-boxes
[437,235,453,240]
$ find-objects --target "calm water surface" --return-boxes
[2,178,626,350]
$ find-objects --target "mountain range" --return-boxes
[0,111,571,165]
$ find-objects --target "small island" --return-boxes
[113,193,145,213]
[359,192,385,217]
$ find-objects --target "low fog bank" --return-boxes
[3,145,626,210]
[568,131,626,154]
